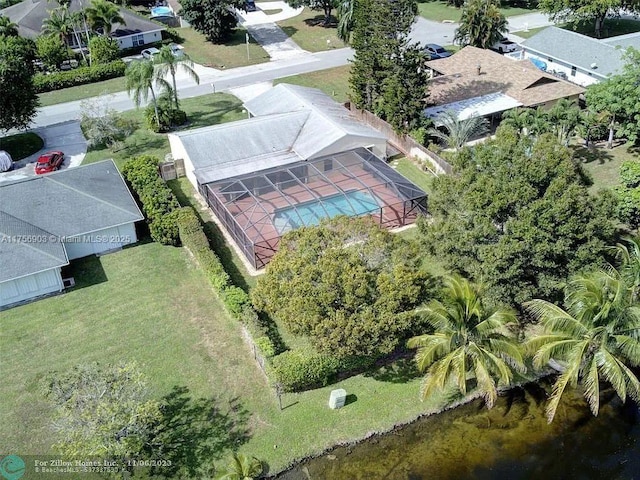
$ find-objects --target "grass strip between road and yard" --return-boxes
[274,65,351,103]
[277,8,348,52]
[416,0,537,23]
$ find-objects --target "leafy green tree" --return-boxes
[613,235,640,302]
[42,6,74,59]
[377,45,430,132]
[336,0,354,42]
[44,362,162,459]
[180,0,245,43]
[0,36,38,132]
[408,276,525,408]
[349,0,417,111]
[252,216,430,358]
[586,48,640,146]
[616,161,640,231]
[215,453,263,480]
[427,110,489,150]
[500,107,534,137]
[85,0,125,35]
[0,14,18,37]
[525,268,640,422]
[154,45,200,110]
[539,0,638,38]
[89,35,119,64]
[285,0,338,25]
[36,34,69,70]
[454,0,507,49]
[125,59,169,129]
[421,127,616,305]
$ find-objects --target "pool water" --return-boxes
[274,191,381,234]
[150,6,173,17]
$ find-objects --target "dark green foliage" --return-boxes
[349,0,417,112]
[421,127,617,305]
[616,160,640,230]
[285,0,338,24]
[89,36,119,64]
[252,216,430,357]
[454,0,508,48]
[270,350,340,392]
[254,337,276,358]
[36,35,69,70]
[0,36,38,132]
[180,0,245,43]
[162,28,185,44]
[33,60,126,93]
[121,155,180,245]
[144,93,187,133]
[539,0,634,37]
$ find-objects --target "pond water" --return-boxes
[277,384,640,480]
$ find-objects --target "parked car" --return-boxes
[141,47,161,60]
[34,151,64,175]
[245,0,257,11]
[424,43,453,60]
[0,150,12,172]
[168,43,184,57]
[491,38,520,54]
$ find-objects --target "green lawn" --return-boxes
[274,65,351,103]
[83,93,245,169]
[394,156,436,195]
[178,27,270,68]
[572,143,640,193]
[0,132,44,160]
[277,8,347,52]
[417,0,537,23]
[38,76,127,107]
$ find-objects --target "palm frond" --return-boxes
[582,356,601,416]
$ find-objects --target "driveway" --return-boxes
[0,121,87,184]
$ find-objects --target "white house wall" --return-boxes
[0,268,64,308]
[168,134,197,189]
[116,30,162,50]
[522,51,602,87]
[63,223,138,260]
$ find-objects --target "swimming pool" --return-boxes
[150,6,173,17]
[273,191,381,234]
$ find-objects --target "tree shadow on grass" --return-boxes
[117,133,168,159]
[148,386,251,479]
[364,356,422,384]
[571,145,615,165]
[304,14,338,28]
[181,100,243,131]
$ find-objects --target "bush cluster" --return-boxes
[270,351,340,392]
[121,155,180,245]
[33,60,126,93]
[175,207,278,357]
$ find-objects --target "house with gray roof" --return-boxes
[520,27,639,86]
[168,84,388,190]
[1,0,164,50]
[0,160,143,308]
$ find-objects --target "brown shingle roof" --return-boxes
[426,46,584,108]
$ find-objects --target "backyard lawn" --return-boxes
[572,143,640,193]
[274,65,351,103]
[82,93,245,169]
[277,8,347,52]
[178,27,270,68]
[0,238,467,474]
[417,0,537,23]
[393,156,436,195]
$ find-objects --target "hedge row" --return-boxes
[34,60,126,93]
[121,155,180,245]
[176,207,278,354]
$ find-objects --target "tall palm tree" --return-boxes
[125,59,169,129]
[0,15,19,37]
[154,46,200,111]
[215,453,262,480]
[454,0,508,49]
[427,110,489,150]
[42,7,74,60]
[501,107,534,137]
[613,235,640,302]
[408,276,525,408]
[336,0,354,43]
[524,269,640,423]
[85,0,125,35]
[546,99,581,145]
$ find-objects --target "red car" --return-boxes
[35,151,64,174]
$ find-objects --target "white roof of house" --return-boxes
[171,85,387,185]
[424,92,523,122]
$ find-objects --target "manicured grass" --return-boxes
[261,8,283,15]
[0,132,44,160]
[178,27,270,68]
[38,76,127,107]
[277,8,347,52]
[511,24,548,37]
[274,65,351,103]
[393,156,436,195]
[82,93,245,169]
[572,143,640,193]
[417,0,537,23]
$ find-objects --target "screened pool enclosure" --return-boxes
[199,148,427,269]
